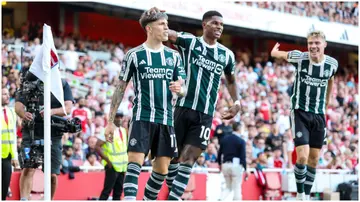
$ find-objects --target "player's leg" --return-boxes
[291,109,310,200]
[168,110,212,200]
[166,107,188,189]
[144,124,177,200]
[123,121,149,200]
[304,114,326,200]
[19,136,36,200]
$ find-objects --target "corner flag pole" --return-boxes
[42,24,52,201]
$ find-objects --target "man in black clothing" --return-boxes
[218,122,248,200]
[15,77,74,200]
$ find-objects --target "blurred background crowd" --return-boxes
[236,1,359,26]
[2,2,358,173]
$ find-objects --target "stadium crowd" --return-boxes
[235,2,359,26]
[2,19,358,173]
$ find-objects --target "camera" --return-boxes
[19,140,44,169]
[17,70,81,169]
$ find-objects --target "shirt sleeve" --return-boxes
[172,52,187,81]
[174,32,195,50]
[287,50,303,63]
[62,80,75,103]
[330,58,339,78]
[119,52,136,83]
[224,50,235,75]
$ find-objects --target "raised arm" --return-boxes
[168,29,178,44]
[271,42,289,60]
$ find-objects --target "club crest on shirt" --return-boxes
[166,58,174,66]
[219,54,226,63]
[324,69,330,77]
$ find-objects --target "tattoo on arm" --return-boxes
[108,80,127,124]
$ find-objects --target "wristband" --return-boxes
[234,100,240,106]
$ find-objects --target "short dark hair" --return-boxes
[202,11,223,22]
[139,10,168,30]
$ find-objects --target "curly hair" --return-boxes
[139,10,168,30]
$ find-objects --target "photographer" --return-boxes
[15,74,74,200]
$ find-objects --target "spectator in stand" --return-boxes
[256,152,268,169]
[257,91,271,123]
[273,147,286,168]
[105,56,122,82]
[72,137,85,161]
[63,43,79,71]
[252,137,266,159]
[193,153,208,174]
[204,143,218,166]
[83,152,102,167]
[31,37,42,57]
[266,122,283,150]
[72,97,92,136]
[84,136,99,160]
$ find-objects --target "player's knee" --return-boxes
[180,146,202,165]
[296,156,308,165]
[128,152,145,166]
[308,155,319,167]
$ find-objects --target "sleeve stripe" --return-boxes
[122,53,133,81]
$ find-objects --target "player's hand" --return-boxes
[221,104,240,120]
[271,42,280,56]
[104,123,116,143]
[169,78,184,95]
[23,112,33,121]
[146,7,165,15]
[11,159,19,168]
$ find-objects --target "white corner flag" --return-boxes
[29,24,66,114]
[28,24,64,201]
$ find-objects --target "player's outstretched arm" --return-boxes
[105,80,128,142]
[271,42,289,60]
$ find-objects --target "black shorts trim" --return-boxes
[290,109,326,149]
[174,107,213,151]
[127,120,178,158]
